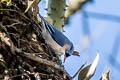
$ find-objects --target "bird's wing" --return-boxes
[45,22,55,35]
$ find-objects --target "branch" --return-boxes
[65,0,92,24]
[72,62,86,79]
[0,9,29,21]
[14,47,64,72]
[47,0,65,31]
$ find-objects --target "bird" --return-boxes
[38,14,79,61]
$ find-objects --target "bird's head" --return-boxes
[64,50,80,62]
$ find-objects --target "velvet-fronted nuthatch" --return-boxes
[38,14,79,62]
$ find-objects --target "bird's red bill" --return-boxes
[64,55,67,63]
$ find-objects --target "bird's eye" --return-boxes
[65,52,70,57]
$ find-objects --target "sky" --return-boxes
[39,0,120,80]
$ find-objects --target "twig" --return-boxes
[14,47,64,72]
[0,9,29,21]
[65,0,92,24]
[0,22,15,55]
[72,62,86,79]
[9,72,58,79]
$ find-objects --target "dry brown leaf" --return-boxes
[100,68,110,80]
[78,64,91,80]
[78,53,99,80]
[24,0,41,16]
[33,4,39,16]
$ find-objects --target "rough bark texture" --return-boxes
[47,0,65,32]
[0,0,71,80]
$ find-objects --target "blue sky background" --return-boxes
[39,0,120,80]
